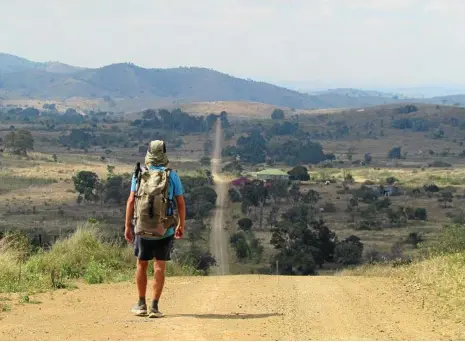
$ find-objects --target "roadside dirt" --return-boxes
[0,275,463,340]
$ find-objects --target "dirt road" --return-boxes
[0,275,463,340]
[210,117,230,276]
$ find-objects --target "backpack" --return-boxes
[133,164,179,238]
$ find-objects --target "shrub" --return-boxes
[237,218,253,231]
[0,224,198,292]
[406,232,423,249]
[424,184,440,192]
[228,188,242,202]
[431,224,465,254]
[322,202,337,213]
[414,208,427,220]
[335,235,364,265]
[428,160,452,168]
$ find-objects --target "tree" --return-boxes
[271,109,285,120]
[364,153,372,165]
[335,235,364,265]
[270,205,337,275]
[72,171,101,202]
[4,129,34,155]
[268,180,289,203]
[414,207,427,220]
[269,138,328,165]
[302,189,321,205]
[219,111,230,129]
[288,165,310,181]
[388,146,402,159]
[238,218,253,231]
[222,160,243,174]
[406,232,423,249]
[200,156,211,166]
[178,244,217,275]
[102,173,131,205]
[184,185,218,220]
[234,129,267,164]
[230,232,250,261]
[439,191,453,208]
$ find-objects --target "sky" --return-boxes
[1,0,465,92]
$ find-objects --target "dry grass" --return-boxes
[178,101,345,118]
[340,252,465,322]
[339,224,465,322]
[2,98,101,113]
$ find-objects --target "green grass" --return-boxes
[0,223,199,293]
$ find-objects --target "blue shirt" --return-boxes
[131,166,184,240]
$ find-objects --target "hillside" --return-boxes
[0,53,83,74]
[2,53,464,111]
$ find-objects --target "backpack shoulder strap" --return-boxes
[163,168,179,213]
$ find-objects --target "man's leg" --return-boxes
[131,237,152,316]
[137,259,149,299]
[153,260,166,301]
[148,236,173,318]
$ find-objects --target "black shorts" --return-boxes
[133,235,174,261]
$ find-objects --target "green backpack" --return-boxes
[133,165,178,238]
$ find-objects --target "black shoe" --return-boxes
[131,302,147,316]
[148,302,164,318]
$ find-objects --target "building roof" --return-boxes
[256,169,289,176]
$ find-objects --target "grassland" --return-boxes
[340,223,465,322]
[1,101,465,301]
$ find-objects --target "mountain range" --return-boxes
[0,53,464,111]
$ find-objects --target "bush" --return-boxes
[0,224,198,292]
[288,165,310,181]
[230,232,250,261]
[322,202,337,213]
[406,232,423,249]
[431,224,465,254]
[335,235,364,265]
[428,160,452,168]
[238,218,253,231]
[424,184,440,192]
[388,146,402,159]
[414,208,427,220]
[335,242,363,265]
[228,188,242,202]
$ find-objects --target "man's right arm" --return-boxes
[124,174,137,243]
[125,192,135,229]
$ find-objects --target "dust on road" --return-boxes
[1,275,463,340]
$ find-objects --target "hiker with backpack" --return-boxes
[124,140,186,318]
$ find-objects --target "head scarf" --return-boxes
[145,140,169,166]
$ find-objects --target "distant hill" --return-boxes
[0,53,464,111]
[0,53,83,74]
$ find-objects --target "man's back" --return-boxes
[130,165,185,240]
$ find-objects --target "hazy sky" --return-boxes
[1,0,464,90]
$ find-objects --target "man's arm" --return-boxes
[124,192,135,243]
[125,192,135,229]
[125,174,138,243]
[175,194,186,233]
[171,170,186,239]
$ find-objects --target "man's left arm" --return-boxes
[171,171,186,239]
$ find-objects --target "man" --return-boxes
[124,140,186,318]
